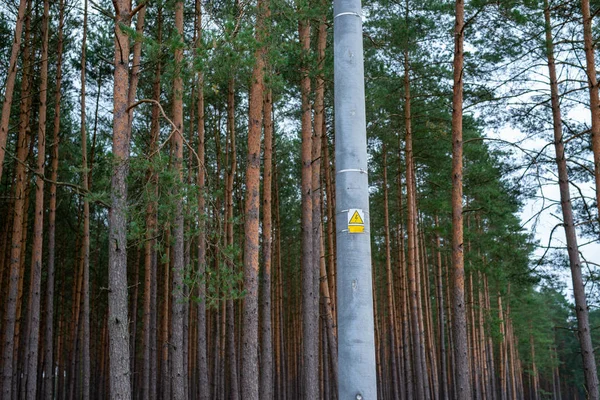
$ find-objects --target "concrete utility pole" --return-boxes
[334,0,377,397]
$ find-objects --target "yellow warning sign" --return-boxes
[348,225,364,233]
[349,210,364,225]
[347,209,365,234]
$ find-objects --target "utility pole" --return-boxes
[334,0,377,397]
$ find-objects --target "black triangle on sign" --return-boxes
[349,210,364,224]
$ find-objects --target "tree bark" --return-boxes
[323,126,336,321]
[44,1,65,397]
[580,0,600,217]
[0,0,28,182]
[109,1,133,398]
[403,36,426,400]
[434,216,449,400]
[260,86,274,400]
[170,1,187,398]
[383,147,400,400]
[25,0,50,397]
[1,3,32,394]
[224,77,240,400]
[80,1,91,397]
[128,2,146,131]
[544,4,599,398]
[242,0,267,395]
[299,14,318,399]
[142,13,161,398]
[194,0,210,398]
[450,0,471,397]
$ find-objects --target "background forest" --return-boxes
[0,0,599,399]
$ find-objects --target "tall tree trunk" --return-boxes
[395,160,413,400]
[129,250,141,395]
[529,332,538,400]
[580,0,600,216]
[25,0,50,397]
[44,1,65,397]
[273,162,288,400]
[0,0,28,181]
[544,4,599,398]
[142,28,161,399]
[161,229,171,400]
[299,14,318,399]
[476,273,489,400]
[1,3,32,394]
[150,10,162,400]
[498,294,507,400]
[420,226,437,400]
[224,77,240,400]
[260,86,274,399]
[194,0,209,398]
[80,1,91,397]
[109,1,133,398]
[483,275,497,400]
[242,0,267,395]
[323,127,336,321]
[14,168,33,399]
[403,33,426,400]
[128,2,146,131]
[383,147,400,400]
[450,0,471,398]
[434,216,449,400]
[171,1,187,398]
[313,9,337,396]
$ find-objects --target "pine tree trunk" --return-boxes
[323,128,336,321]
[149,14,162,397]
[420,226,437,400]
[24,0,50,397]
[273,166,288,400]
[0,0,28,182]
[311,9,331,400]
[498,294,507,400]
[468,273,480,400]
[483,275,497,400]
[224,76,240,400]
[43,1,65,397]
[544,4,599,397]
[434,216,449,400]
[170,1,187,398]
[477,273,489,400]
[299,14,318,400]
[383,148,400,400]
[142,16,161,397]
[396,162,413,400]
[580,0,600,217]
[194,1,209,398]
[403,39,426,400]
[529,332,538,400]
[242,0,267,394]
[79,2,91,397]
[1,4,33,394]
[260,86,274,400]
[109,1,133,397]
[450,0,471,397]
[15,173,33,397]
[127,2,146,131]
[162,230,172,400]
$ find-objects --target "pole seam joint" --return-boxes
[334,11,363,20]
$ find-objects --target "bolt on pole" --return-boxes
[334,0,377,397]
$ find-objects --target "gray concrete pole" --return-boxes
[334,0,377,398]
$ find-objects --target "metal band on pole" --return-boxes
[334,0,377,397]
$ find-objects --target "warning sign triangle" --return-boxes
[349,210,364,225]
